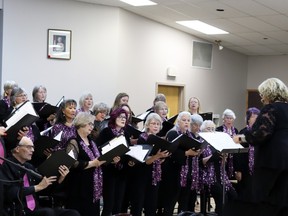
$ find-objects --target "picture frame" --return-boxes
[47,29,71,60]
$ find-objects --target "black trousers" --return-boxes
[101,168,127,216]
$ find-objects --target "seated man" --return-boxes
[1,136,80,216]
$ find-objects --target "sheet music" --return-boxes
[53,131,63,141]
[136,111,151,120]
[68,149,76,159]
[55,96,65,107]
[198,131,244,152]
[40,126,53,136]
[126,145,149,162]
[101,135,127,154]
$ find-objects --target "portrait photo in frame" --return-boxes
[47,29,71,60]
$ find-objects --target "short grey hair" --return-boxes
[10,87,26,107]
[222,109,236,120]
[174,111,191,131]
[78,92,93,108]
[154,101,168,113]
[92,102,110,115]
[144,113,162,132]
[4,80,18,91]
[191,114,203,126]
[73,112,95,129]
[200,120,216,132]
[153,93,166,104]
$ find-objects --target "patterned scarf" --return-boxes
[79,139,103,202]
[222,125,236,178]
[111,127,124,136]
[3,97,10,108]
[200,145,232,192]
[179,131,200,191]
[140,132,162,186]
[246,125,254,175]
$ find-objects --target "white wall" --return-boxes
[2,0,248,129]
[247,56,288,89]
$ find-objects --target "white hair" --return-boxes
[222,108,236,119]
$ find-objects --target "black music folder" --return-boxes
[37,150,76,177]
[126,144,152,163]
[199,112,213,121]
[126,124,142,139]
[157,120,174,137]
[146,134,179,155]
[167,114,178,124]
[5,101,39,142]
[98,135,130,164]
[173,134,207,151]
[32,102,58,119]
[135,111,152,121]
[34,136,60,158]
[98,144,130,165]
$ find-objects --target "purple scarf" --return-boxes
[140,132,162,186]
[3,97,10,108]
[199,145,233,192]
[222,125,236,178]
[79,139,103,202]
[246,126,254,175]
[179,131,200,191]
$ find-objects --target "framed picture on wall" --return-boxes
[47,29,71,60]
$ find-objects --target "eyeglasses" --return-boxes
[206,127,215,131]
[18,145,34,150]
[16,94,27,98]
[149,122,161,126]
[88,122,94,127]
[117,115,127,120]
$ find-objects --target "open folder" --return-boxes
[32,102,58,119]
[32,96,64,119]
[173,134,207,151]
[126,124,143,139]
[125,144,152,163]
[157,121,174,137]
[98,135,130,164]
[37,150,76,177]
[4,101,39,141]
[198,132,248,153]
[33,133,61,158]
[146,134,179,155]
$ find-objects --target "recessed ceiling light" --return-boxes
[119,0,157,6]
[176,20,229,35]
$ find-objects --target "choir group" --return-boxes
[0,78,287,216]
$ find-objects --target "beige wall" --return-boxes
[2,0,248,129]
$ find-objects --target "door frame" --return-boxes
[156,82,185,113]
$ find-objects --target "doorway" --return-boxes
[156,83,185,117]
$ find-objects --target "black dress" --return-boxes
[158,129,187,216]
[225,102,288,216]
[97,127,131,216]
[233,127,254,201]
[128,133,161,216]
[64,133,102,216]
